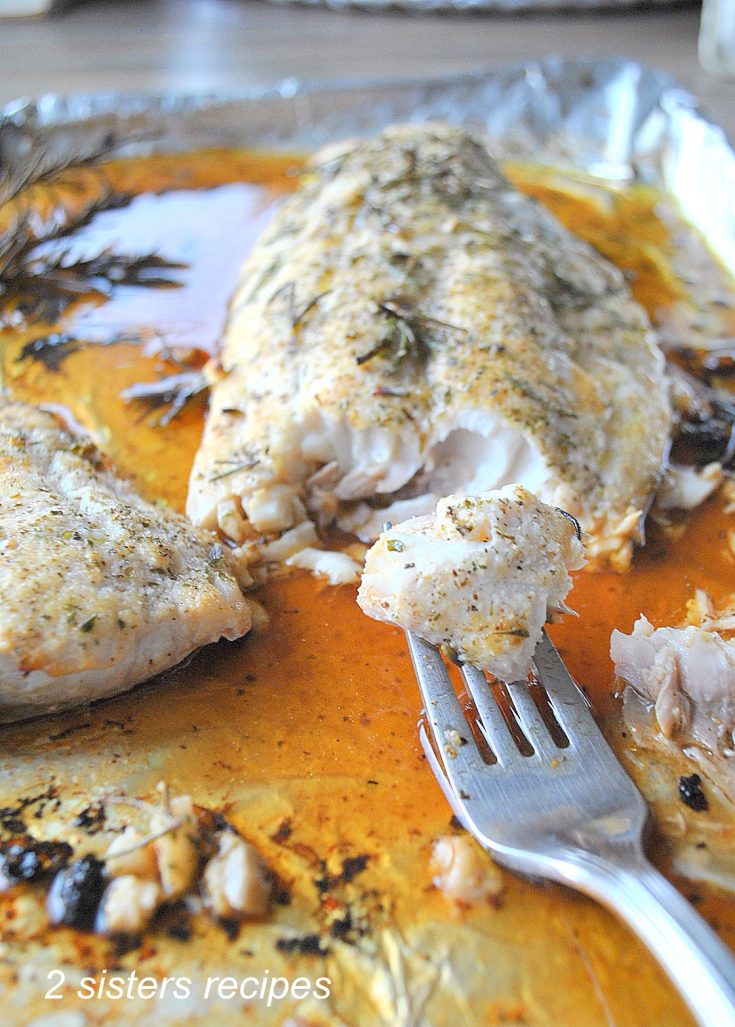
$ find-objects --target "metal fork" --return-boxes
[407,628,735,1027]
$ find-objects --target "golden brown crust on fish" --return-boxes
[0,398,251,721]
[187,123,672,578]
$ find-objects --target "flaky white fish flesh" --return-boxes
[357,485,585,681]
[0,399,251,722]
[611,616,735,753]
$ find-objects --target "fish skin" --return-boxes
[0,398,251,722]
[187,122,672,579]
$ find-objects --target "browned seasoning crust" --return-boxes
[188,122,672,578]
[0,397,251,721]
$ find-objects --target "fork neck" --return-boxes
[532,844,735,1027]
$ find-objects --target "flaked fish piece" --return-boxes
[0,398,251,722]
[653,462,724,514]
[611,616,735,753]
[187,122,672,581]
[357,485,585,682]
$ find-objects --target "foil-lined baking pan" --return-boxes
[1,57,734,1027]
[2,56,733,272]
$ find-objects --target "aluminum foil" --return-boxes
[0,57,734,1027]
[1,56,734,273]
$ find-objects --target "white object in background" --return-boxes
[700,0,735,77]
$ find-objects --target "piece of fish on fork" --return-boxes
[407,627,735,1027]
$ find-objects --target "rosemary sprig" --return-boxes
[0,135,130,208]
[2,248,185,326]
[241,255,284,305]
[121,371,209,427]
[15,332,86,372]
[356,297,468,370]
[208,457,258,483]
[28,248,185,292]
[292,289,331,328]
[15,329,161,374]
[0,134,129,280]
[0,132,169,325]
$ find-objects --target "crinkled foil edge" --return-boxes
[1,55,733,271]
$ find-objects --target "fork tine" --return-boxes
[532,630,609,750]
[504,680,558,760]
[418,724,473,830]
[460,664,520,766]
[406,632,485,791]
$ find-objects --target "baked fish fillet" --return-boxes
[187,122,672,579]
[358,485,585,682]
[612,616,735,753]
[0,398,251,722]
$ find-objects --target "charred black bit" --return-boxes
[674,406,735,468]
[330,914,352,939]
[0,838,73,882]
[271,819,293,845]
[219,918,241,941]
[276,934,329,956]
[167,918,193,942]
[74,803,106,835]
[111,933,141,957]
[315,863,331,895]
[0,813,27,834]
[314,853,370,894]
[121,370,209,428]
[329,909,357,943]
[0,786,60,834]
[679,774,709,812]
[340,854,369,884]
[329,906,368,945]
[272,883,292,906]
[46,855,106,930]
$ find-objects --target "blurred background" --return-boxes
[0,0,732,133]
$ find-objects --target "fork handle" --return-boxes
[556,848,735,1027]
